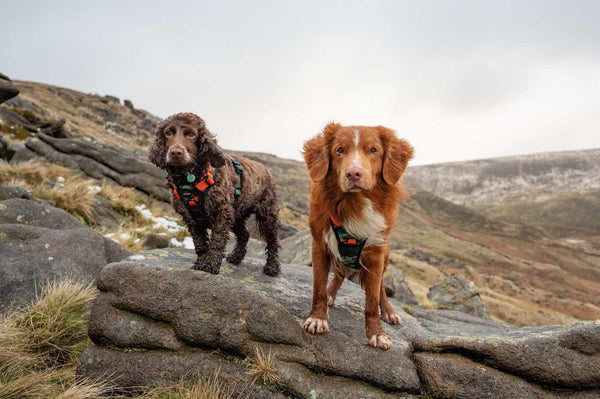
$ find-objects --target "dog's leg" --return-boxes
[189,223,209,259]
[226,217,249,265]
[304,241,331,334]
[256,194,280,277]
[380,249,401,324]
[362,250,392,350]
[327,265,347,306]
[192,209,233,275]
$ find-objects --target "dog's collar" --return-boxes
[329,213,367,270]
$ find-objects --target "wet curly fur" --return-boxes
[149,112,280,276]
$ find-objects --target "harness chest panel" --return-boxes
[165,157,243,222]
[330,217,367,270]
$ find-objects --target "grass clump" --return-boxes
[247,346,280,387]
[0,278,111,399]
[139,371,234,399]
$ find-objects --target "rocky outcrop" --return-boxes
[428,274,490,319]
[78,249,600,398]
[0,192,130,310]
[12,133,170,201]
[0,73,20,104]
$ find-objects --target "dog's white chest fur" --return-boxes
[324,199,387,262]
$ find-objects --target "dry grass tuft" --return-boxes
[98,182,143,218]
[247,346,280,387]
[140,370,234,399]
[0,279,111,399]
[0,161,96,224]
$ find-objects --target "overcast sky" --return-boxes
[2,1,599,164]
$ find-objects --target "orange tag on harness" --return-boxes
[196,181,209,191]
[347,238,357,245]
[173,186,180,200]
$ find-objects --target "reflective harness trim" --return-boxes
[164,157,243,221]
[330,215,367,270]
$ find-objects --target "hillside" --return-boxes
[406,149,600,238]
[2,80,599,327]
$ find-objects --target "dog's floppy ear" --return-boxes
[303,122,341,181]
[201,134,227,168]
[148,121,168,169]
[378,126,413,185]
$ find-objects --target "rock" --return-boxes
[6,141,37,163]
[0,135,8,160]
[39,118,71,138]
[90,194,123,229]
[415,353,599,399]
[0,197,131,310]
[78,249,600,397]
[279,229,312,265]
[384,268,418,305]
[0,184,34,200]
[124,99,134,109]
[428,274,490,319]
[78,250,422,397]
[140,232,169,249]
[278,222,299,239]
[0,73,19,104]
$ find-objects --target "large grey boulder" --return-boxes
[0,196,130,310]
[78,249,600,398]
[428,274,490,319]
[0,73,19,104]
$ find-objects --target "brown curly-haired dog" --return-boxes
[149,112,280,276]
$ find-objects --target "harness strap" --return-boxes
[330,215,367,270]
[229,156,243,198]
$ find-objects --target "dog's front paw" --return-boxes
[303,317,329,334]
[263,262,280,277]
[381,310,401,325]
[191,260,220,275]
[368,333,393,350]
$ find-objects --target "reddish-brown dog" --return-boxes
[302,123,413,349]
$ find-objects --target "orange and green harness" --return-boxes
[165,156,243,222]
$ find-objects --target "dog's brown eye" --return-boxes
[370,147,377,153]
[184,130,196,138]
[336,147,344,155]
[165,130,173,137]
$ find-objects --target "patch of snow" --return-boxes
[130,254,146,260]
[182,236,194,249]
[104,233,114,238]
[170,237,183,247]
[88,185,101,193]
[566,239,586,244]
[135,204,182,233]
[57,176,65,183]
[120,233,131,239]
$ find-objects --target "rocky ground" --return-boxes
[77,249,600,398]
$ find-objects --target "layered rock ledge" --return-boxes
[77,249,600,398]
